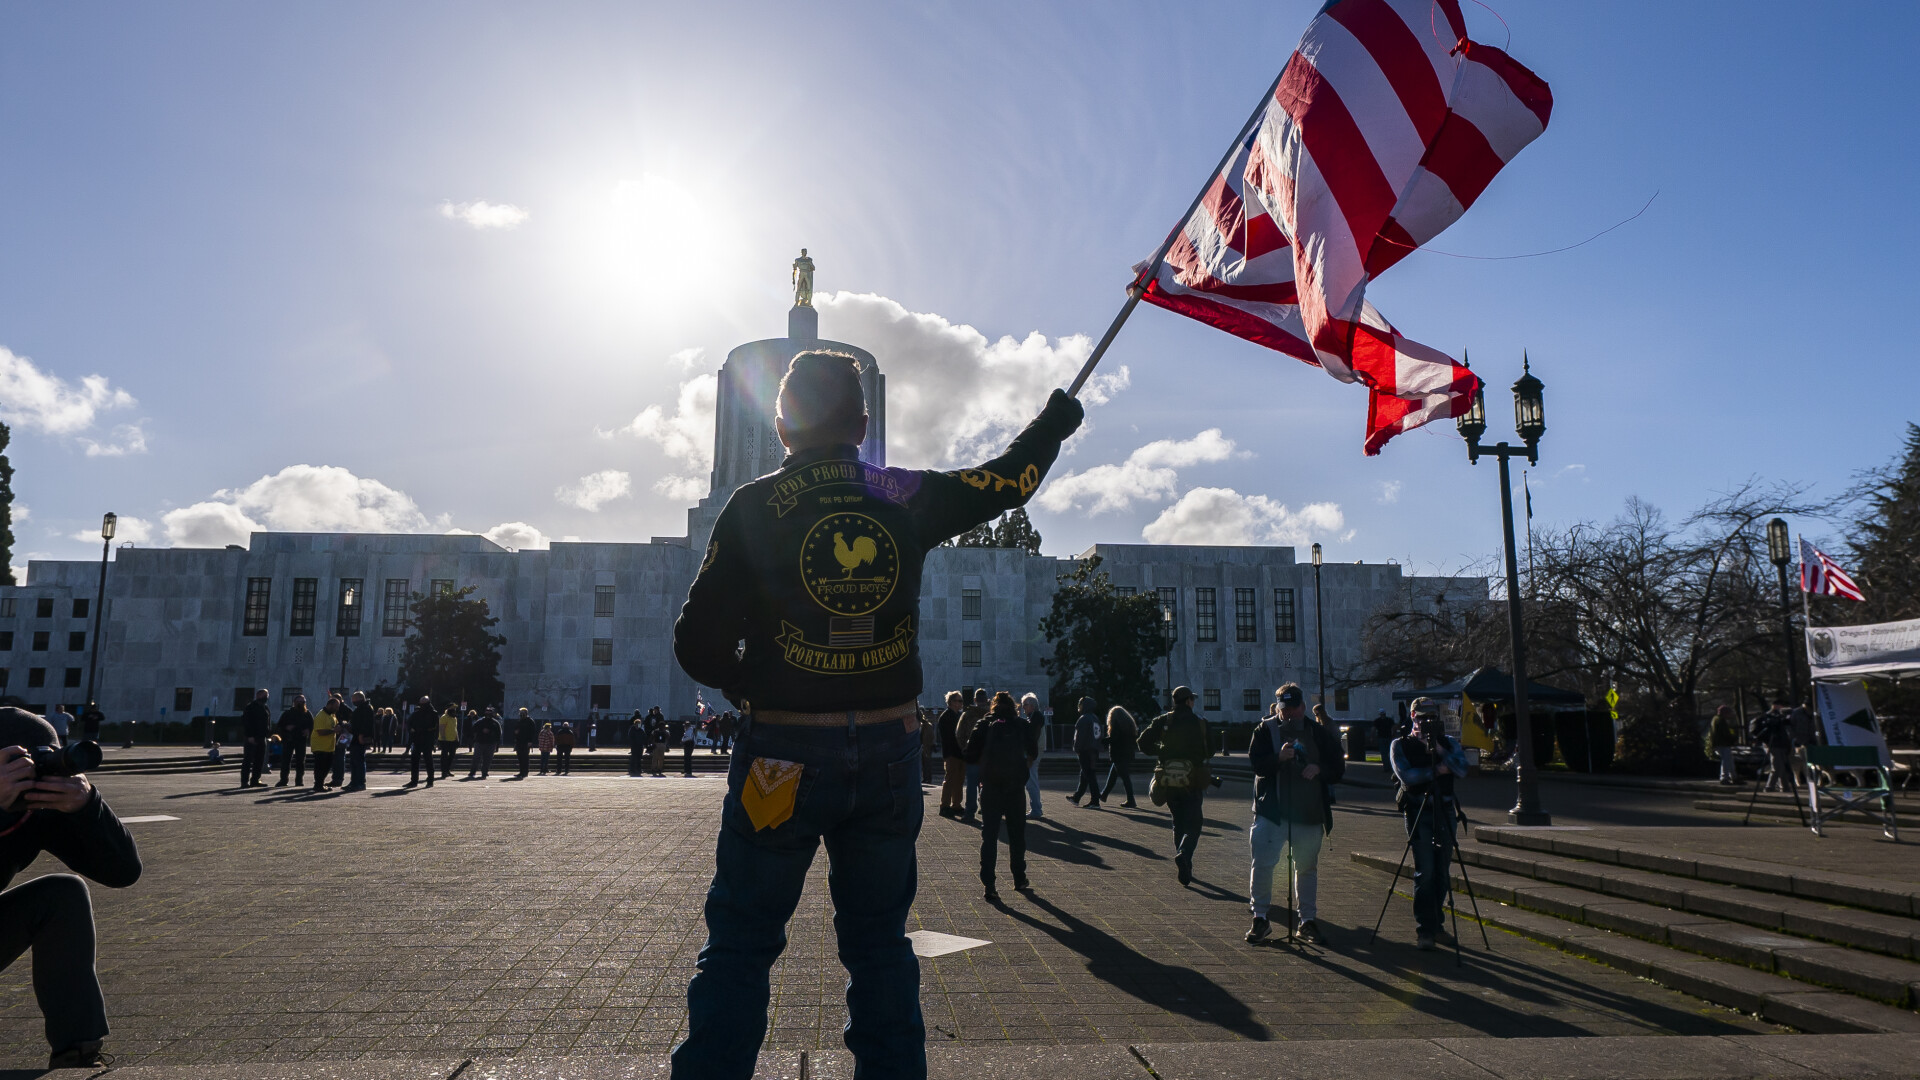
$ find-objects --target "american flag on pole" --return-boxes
[1138,0,1552,454]
[1800,538,1866,602]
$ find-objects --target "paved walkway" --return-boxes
[1,767,1786,1071]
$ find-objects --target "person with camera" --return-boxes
[1244,684,1335,944]
[1139,686,1216,886]
[967,691,1039,901]
[0,707,141,1069]
[238,688,272,788]
[405,696,439,788]
[1389,697,1469,951]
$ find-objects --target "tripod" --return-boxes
[1742,742,1808,827]
[1369,792,1489,966]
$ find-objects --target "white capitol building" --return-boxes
[2,278,1475,727]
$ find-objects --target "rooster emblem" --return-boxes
[833,532,878,579]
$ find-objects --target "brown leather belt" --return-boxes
[751,701,919,728]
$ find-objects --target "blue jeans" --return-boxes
[964,763,981,815]
[1072,750,1101,803]
[1166,790,1204,868]
[1101,756,1135,802]
[1403,796,1456,935]
[671,716,926,1080]
[1025,761,1043,816]
[348,740,366,787]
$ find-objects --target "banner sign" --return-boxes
[1806,617,1920,680]
[1813,681,1891,769]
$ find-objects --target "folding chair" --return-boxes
[1805,746,1900,841]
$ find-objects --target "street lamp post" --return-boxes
[338,586,357,693]
[84,512,114,726]
[1162,605,1175,710]
[1311,542,1326,706]
[1458,355,1551,826]
[1766,518,1799,705]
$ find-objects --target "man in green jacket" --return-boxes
[1138,686,1215,885]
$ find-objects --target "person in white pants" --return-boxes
[1245,684,1328,944]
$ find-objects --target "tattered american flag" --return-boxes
[1800,538,1866,602]
[1137,0,1552,454]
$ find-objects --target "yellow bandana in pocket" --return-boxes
[741,757,805,831]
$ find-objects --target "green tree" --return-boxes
[992,507,1043,555]
[1039,555,1169,717]
[397,586,506,708]
[0,422,14,586]
[953,520,997,547]
[1849,423,1920,624]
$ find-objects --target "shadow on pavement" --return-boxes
[998,891,1268,1040]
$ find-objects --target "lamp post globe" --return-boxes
[84,512,117,728]
[1512,354,1545,462]
[1310,542,1326,707]
[1766,517,1791,567]
[338,586,357,691]
[1765,518,1799,703]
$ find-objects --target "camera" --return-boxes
[29,741,103,778]
[1416,716,1446,740]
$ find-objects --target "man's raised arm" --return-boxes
[913,389,1083,545]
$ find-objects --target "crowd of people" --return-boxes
[234,695,746,788]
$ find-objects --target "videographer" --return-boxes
[1389,697,1468,951]
[0,706,141,1069]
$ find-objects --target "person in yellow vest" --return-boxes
[437,705,461,779]
[309,697,340,793]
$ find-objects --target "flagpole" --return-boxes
[1067,68,1289,398]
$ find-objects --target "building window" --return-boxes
[1274,588,1297,643]
[1234,588,1258,643]
[232,687,254,712]
[0,597,12,617]
[1157,587,1179,641]
[1243,688,1262,711]
[961,641,982,667]
[27,668,46,688]
[174,688,193,713]
[1195,588,1218,642]
[64,668,81,688]
[594,584,616,618]
[71,598,89,619]
[961,589,982,619]
[432,579,455,597]
[35,598,53,619]
[336,579,363,637]
[0,669,8,688]
[592,639,613,666]
[279,687,302,708]
[1334,688,1350,712]
[590,684,611,711]
[0,631,11,650]
[1115,586,1136,597]
[31,631,48,651]
[1202,689,1221,712]
[243,578,271,636]
[67,631,85,651]
[289,578,318,636]
[382,579,410,636]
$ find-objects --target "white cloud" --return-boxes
[160,464,438,548]
[612,372,717,470]
[1376,479,1403,505]
[80,422,148,457]
[73,516,155,546]
[482,521,550,551]
[669,347,705,370]
[439,199,529,229]
[11,504,25,523]
[1142,488,1344,547]
[555,470,633,512]
[1036,429,1236,515]
[816,291,1128,469]
[0,345,136,436]
[654,475,706,501]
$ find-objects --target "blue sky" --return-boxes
[2,1,1912,576]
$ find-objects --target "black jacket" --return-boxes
[350,702,377,741]
[0,790,141,892]
[937,708,964,757]
[407,705,439,744]
[471,715,502,745]
[241,699,272,740]
[276,706,313,742]
[513,716,537,748]
[674,391,1082,712]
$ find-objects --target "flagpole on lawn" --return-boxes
[1067,68,1288,398]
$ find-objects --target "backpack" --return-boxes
[980,720,1030,788]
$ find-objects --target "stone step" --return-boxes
[1472,826,1920,919]
[1353,850,1920,1018]
[1455,841,1920,960]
